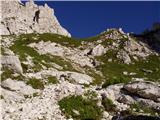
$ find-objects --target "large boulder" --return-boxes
[1,79,39,95]
[28,41,68,56]
[136,98,160,112]
[117,50,131,64]
[1,88,25,103]
[92,44,106,56]
[65,71,93,85]
[124,81,160,102]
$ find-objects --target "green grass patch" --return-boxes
[102,76,130,88]
[1,67,24,81]
[85,67,104,85]
[17,33,81,47]
[59,95,102,120]
[96,53,160,87]
[1,67,14,81]
[37,33,82,47]
[26,78,44,90]
[101,39,114,46]
[9,34,77,72]
[0,95,4,99]
[1,47,6,55]
[47,76,58,84]
[102,98,116,112]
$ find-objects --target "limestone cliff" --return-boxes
[0,0,71,37]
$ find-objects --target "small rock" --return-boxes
[102,111,109,119]
[123,71,128,75]
[72,109,80,115]
[1,55,23,73]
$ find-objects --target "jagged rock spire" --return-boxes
[0,0,71,37]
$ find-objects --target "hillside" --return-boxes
[1,28,160,120]
[1,1,160,120]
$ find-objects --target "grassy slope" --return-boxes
[97,52,160,87]
[2,32,160,119]
[2,32,160,85]
[59,95,102,120]
[9,33,78,72]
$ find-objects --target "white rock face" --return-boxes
[25,68,93,85]
[1,55,23,73]
[124,38,152,58]
[92,44,106,56]
[28,41,69,56]
[66,71,93,85]
[69,53,95,67]
[0,0,71,37]
[2,79,39,95]
[1,88,25,103]
[99,80,160,112]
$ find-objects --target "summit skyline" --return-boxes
[31,1,160,38]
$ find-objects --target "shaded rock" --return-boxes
[117,94,135,105]
[117,50,131,64]
[100,84,124,102]
[136,98,160,112]
[124,81,160,102]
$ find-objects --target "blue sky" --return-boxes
[23,1,160,38]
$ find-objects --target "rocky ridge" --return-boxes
[0,0,71,37]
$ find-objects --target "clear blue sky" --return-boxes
[23,1,160,38]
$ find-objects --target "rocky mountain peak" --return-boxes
[0,0,71,37]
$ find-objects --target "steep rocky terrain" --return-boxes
[0,0,70,37]
[1,1,160,120]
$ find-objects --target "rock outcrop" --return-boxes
[92,44,106,56]
[0,0,71,37]
[1,79,39,96]
[124,81,160,102]
[100,80,160,112]
[1,55,23,73]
